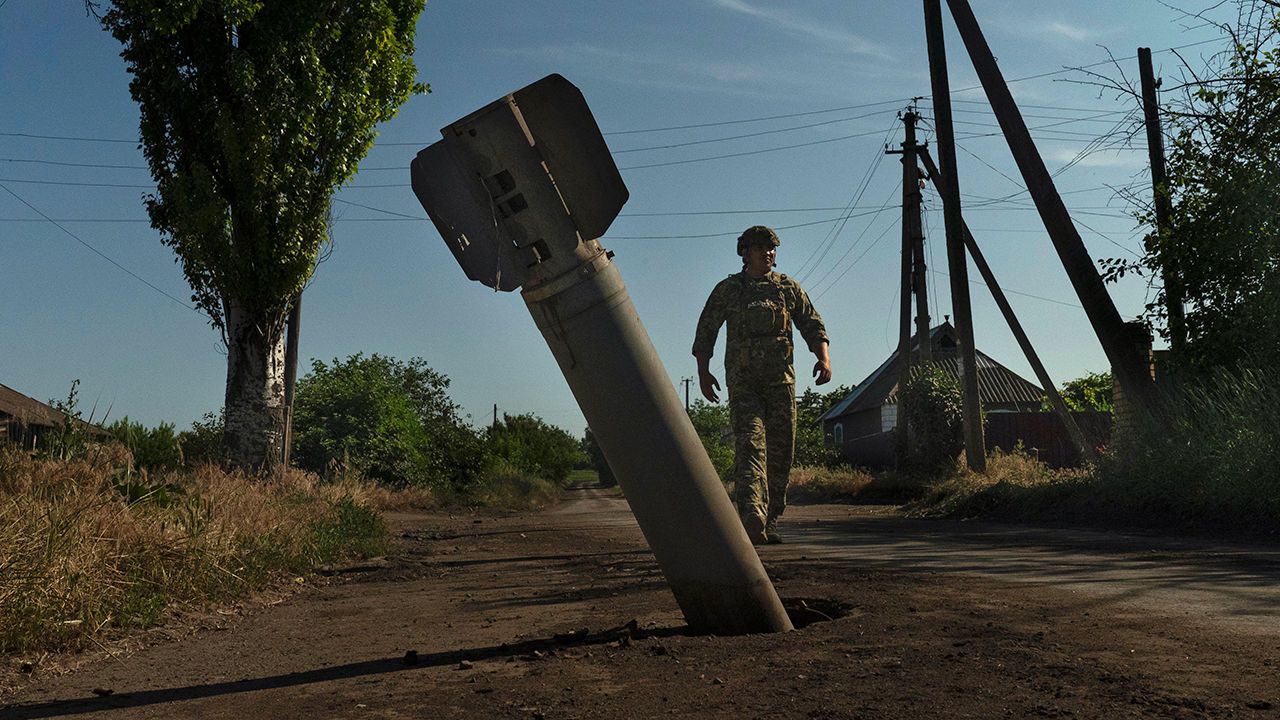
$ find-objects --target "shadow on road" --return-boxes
[1,624,687,719]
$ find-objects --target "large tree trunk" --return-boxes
[223,299,287,471]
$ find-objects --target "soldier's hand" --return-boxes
[699,372,721,403]
[813,358,832,385]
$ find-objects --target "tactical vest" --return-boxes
[726,272,795,387]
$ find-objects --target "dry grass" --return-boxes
[907,448,1093,520]
[0,445,389,656]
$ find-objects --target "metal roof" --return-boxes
[821,322,1045,422]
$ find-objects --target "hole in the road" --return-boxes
[782,597,852,629]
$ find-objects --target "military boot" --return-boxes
[764,516,782,544]
[741,512,768,546]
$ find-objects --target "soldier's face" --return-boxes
[744,244,775,275]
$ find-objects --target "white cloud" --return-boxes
[1046,21,1093,42]
[711,0,891,60]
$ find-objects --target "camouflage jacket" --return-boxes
[692,271,828,388]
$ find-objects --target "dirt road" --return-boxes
[5,485,1278,719]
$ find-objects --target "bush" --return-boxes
[0,447,388,655]
[178,410,224,466]
[795,384,853,468]
[108,417,182,472]
[687,399,734,479]
[899,365,967,474]
[485,413,584,486]
[1096,364,1280,528]
[291,354,485,490]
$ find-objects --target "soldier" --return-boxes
[692,225,832,545]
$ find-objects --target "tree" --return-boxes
[485,414,584,486]
[92,0,427,469]
[898,365,965,474]
[1099,1,1280,372]
[291,354,484,490]
[1046,372,1115,413]
[795,384,853,468]
[686,399,734,479]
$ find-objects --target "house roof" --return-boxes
[0,382,69,427]
[820,322,1045,422]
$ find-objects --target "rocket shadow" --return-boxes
[0,623,686,720]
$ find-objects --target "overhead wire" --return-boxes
[802,181,901,289]
[0,181,201,315]
[792,116,898,282]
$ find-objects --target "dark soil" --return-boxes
[3,486,1277,719]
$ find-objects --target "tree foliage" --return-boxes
[899,365,966,474]
[291,354,484,490]
[795,384,853,468]
[1101,1,1280,371]
[92,0,426,327]
[1043,372,1114,413]
[484,414,584,486]
[687,399,734,479]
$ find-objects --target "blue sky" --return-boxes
[0,1,1229,434]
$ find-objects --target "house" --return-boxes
[0,382,107,451]
[819,322,1107,468]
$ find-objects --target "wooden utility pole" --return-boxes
[919,148,1097,463]
[281,293,302,467]
[942,0,1160,419]
[1139,47,1185,359]
[682,377,692,411]
[924,0,986,472]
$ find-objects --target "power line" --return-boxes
[612,107,897,154]
[603,207,896,239]
[811,212,901,301]
[2,37,1224,151]
[618,127,892,171]
[794,118,899,281]
[928,267,1083,309]
[0,181,200,314]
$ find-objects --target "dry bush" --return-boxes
[787,465,875,503]
[0,446,386,656]
[908,447,1091,519]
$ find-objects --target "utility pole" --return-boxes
[920,148,1097,464]
[942,0,1160,419]
[281,292,301,467]
[905,113,931,361]
[681,377,692,411]
[1139,47,1185,359]
[924,0,987,472]
[493,403,498,428]
[887,105,930,467]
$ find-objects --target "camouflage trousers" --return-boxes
[728,382,795,524]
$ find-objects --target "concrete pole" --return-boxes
[410,74,792,635]
[942,0,1160,419]
[1138,47,1186,360]
[903,112,932,362]
[924,0,987,472]
[894,115,915,468]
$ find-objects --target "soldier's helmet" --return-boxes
[736,225,780,257]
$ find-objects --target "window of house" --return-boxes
[833,423,844,445]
